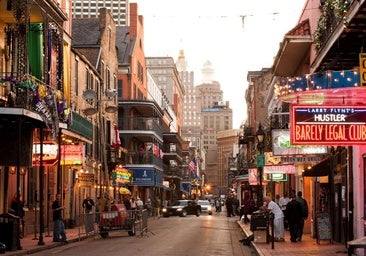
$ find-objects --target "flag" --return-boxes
[111,124,121,149]
[188,158,196,171]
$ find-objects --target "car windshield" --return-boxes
[171,200,187,206]
[198,201,210,205]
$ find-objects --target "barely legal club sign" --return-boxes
[291,105,366,145]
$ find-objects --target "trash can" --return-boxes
[0,213,20,251]
[250,211,269,231]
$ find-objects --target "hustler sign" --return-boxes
[291,105,366,145]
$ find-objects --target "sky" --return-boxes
[132,0,307,128]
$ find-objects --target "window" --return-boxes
[118,79,123,99]
[75,57,79,96]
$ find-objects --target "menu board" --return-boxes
[316,212,332,243]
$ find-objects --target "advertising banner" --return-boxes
[291,105,366,145]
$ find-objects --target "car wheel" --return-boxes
[196,209,201,217]
[180,211,187,217]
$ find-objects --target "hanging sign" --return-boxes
[291,105,366,145]
[359,53,366,86]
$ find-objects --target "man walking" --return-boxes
[296,191,308,241]
[286,192,302,242]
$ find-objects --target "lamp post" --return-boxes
[256,123,265,208]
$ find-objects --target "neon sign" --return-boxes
[291,105,366,145]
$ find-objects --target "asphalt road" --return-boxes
[31,211,255,256]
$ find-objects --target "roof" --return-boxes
[72,19,102,68]
[272,19,312,76]
[116,26,134,65]
[72,19,101,46]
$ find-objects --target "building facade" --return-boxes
[72,0,130,26]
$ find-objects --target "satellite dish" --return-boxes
[105,105,118,113]
[83,107,98,116]
[82,89,97,100]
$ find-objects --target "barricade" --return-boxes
[76,207,150,239]
[135,209,149,237]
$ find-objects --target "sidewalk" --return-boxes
[2,215,157,256]
[237,219,348,255]
[2,226,89,256]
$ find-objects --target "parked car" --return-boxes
[162,200,201,217]
[197,200,213,215]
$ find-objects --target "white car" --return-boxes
[197,200,213,215]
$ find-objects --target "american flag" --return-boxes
[188,158,196,171]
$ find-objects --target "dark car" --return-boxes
[162,200,201,217]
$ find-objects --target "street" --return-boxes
[31,211,254,256]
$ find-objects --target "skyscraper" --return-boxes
[72,0,129,26]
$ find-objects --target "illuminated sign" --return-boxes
[270,173,287,181]
[115,166,132,185]
[32,143,58,166]
[360,53,366,86]
[60,145,84,165]
[272,129,327,155]
[78,173,95,185]
[291,105,366,145]
[264,165,295,174]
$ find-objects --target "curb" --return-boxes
[6,236,89,256]
[237,220,264,256]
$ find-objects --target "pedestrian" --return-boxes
[10,193,25,238]
[279,192,290,229]
[97,193,109,212]
[296,191,308,241]
[241,194,255,223]
[285,192,302,242]
[261,196,285,242]
[146,197,152,217]
[52,194,67,243]
[215,199,220,212]
[226,196,234,217]
[82,194,95,234]
[136,197,144,210]
[153,196,161,219]
[123,194,131,210]
[130,197,136,210]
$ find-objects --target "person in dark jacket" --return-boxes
[52,194,67,243]
[286,193,302,242]
[296,191,308,241]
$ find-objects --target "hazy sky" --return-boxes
[132,0,306,128]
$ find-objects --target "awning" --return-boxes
[302,157,330,177]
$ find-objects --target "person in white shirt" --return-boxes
[278,192,290,229]
[261,196,285,242]
[136,197,144,210]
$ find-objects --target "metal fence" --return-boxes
[76,209,149,239]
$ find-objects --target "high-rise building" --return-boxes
[72,0,130,26]
[177,50,201,150]
[146,56,185,135]
[196,61,233,189]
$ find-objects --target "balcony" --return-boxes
[119,116,163,142]
[0,73,70,125]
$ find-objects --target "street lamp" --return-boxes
[256,123,265,207]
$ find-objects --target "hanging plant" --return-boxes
[314,0,353,53]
